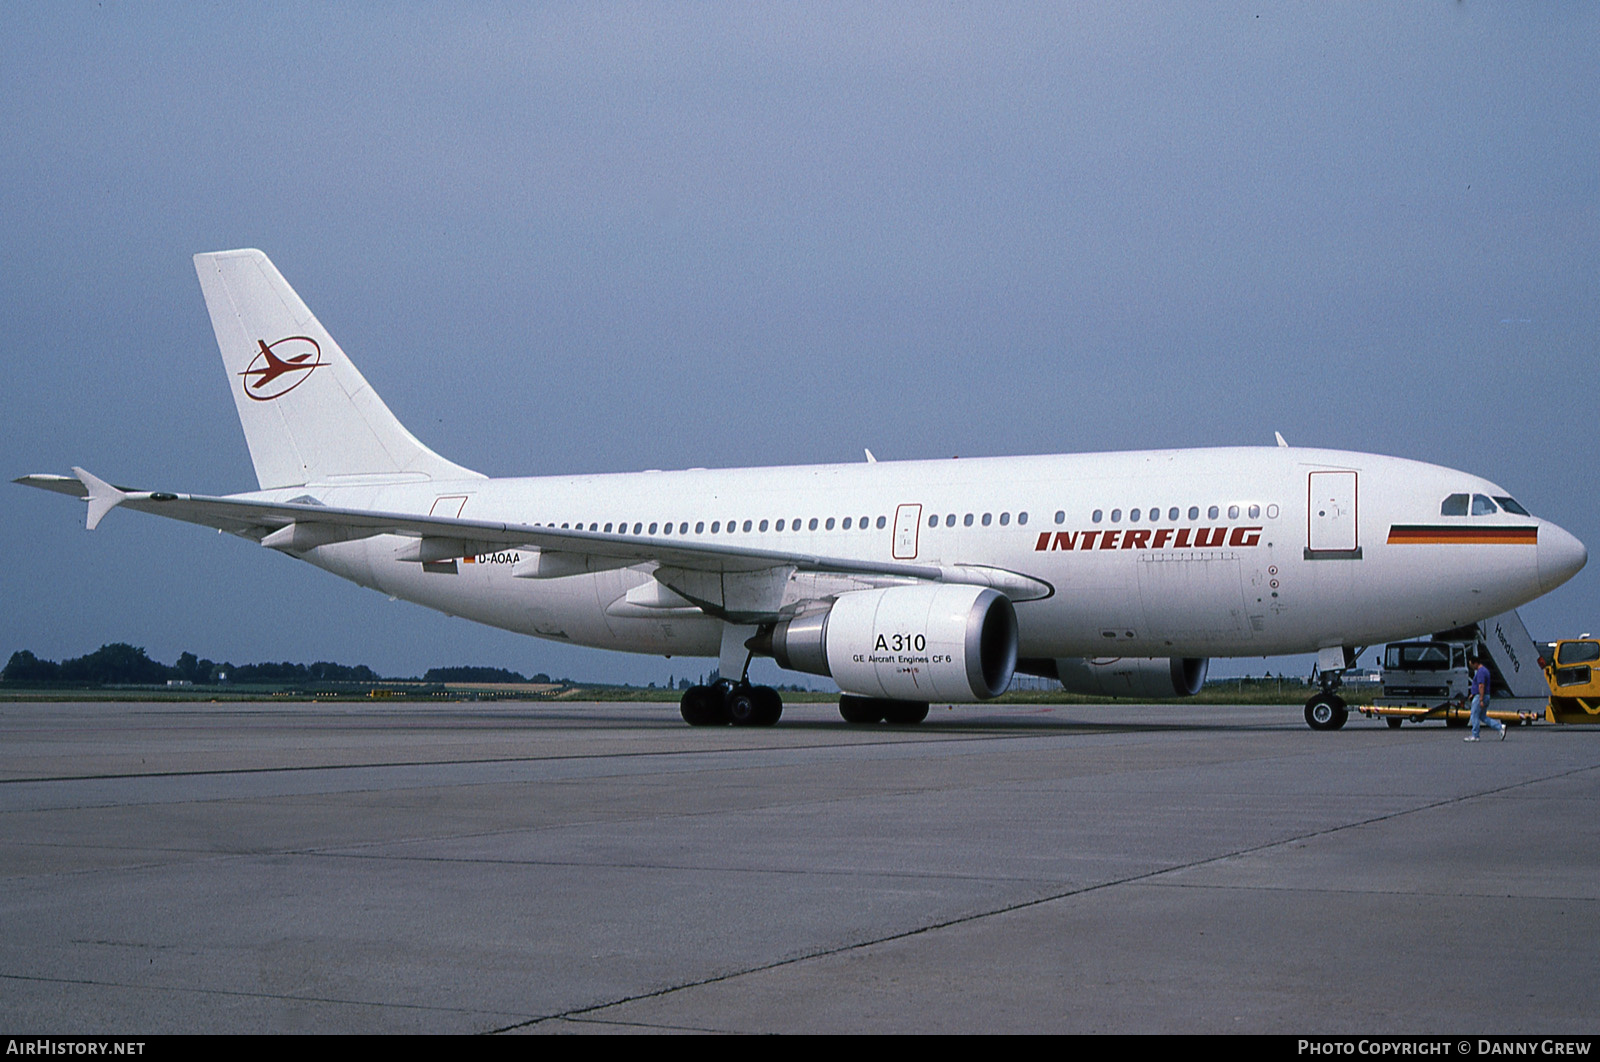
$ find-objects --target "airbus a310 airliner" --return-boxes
[18,250,1588,729]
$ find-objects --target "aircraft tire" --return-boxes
[881,701,930,725]
[1304,694,1348,731]
[725,684,763,726]
[838,695,885,724]
[751,686,783,726]
[680,685,727,726]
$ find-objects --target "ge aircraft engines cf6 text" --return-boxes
[18,250,1587,729]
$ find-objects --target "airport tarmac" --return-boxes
[1,698,1595,1034]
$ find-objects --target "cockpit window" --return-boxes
[1495,496,1530,516]
[1471,494,1499,515]
[1441,493,1469,516]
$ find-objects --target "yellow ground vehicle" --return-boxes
[1542,639,1600,724]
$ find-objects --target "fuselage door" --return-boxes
[1306,471,1359,556]
[893,504,922,560]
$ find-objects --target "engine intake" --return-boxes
[767,584,1018,702]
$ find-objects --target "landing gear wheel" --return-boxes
[680,684,726,726]
[752,685,783,726]
[839,695,885,724]
[1304,693,1348,731]
[726,684,783,727]
[881,701,930,725]
[725,685,760,726]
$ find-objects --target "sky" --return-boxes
[3,3,1597,686]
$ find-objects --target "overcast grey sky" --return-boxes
[4,3,1596,684]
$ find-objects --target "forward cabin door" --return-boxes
[1306,470,1360,558]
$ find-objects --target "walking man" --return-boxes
[1465,654,1506,741]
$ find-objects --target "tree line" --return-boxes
[1,644,550,686]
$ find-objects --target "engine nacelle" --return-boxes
[1050,656,1208,699]
[768,584,1018,702]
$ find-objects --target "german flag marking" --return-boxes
[1387,525,1538,545]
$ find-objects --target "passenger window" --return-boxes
[1146,508,1158,522]
[662,523,672,535]
[877,516,887,529]
[1110,509,1121,523]
[1267,504,1279,519]
[649,523,658,534]
[1168,507,1179,520]
[861,515,869,528]
[679,522,688,534]
[825,518,835,530]
[963,513,974,527]
[842,517,852,530]
[982,513,992,526]
[1018,512,1028,525]
[1247,505,1260,519]
[1471,494,1498,515]
[946,514,956,527]
[743,520,753,532]
[759,519,769,532]
[1441,494,1469,516]
[1129,509,1140,522]
[1188,506,1199,520]
[810,518,820,531]
[928,514,938,528]
[1056,510,1066,524]
[1228,505,1239,519]
[711,521,720,533]
[999,512,1010,526]
[1495,496,1530,516]
[1207,506,1219,519]
[633,522,643,535]
[604,523,613,533]
[695,521,704,533]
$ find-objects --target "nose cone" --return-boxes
[1539,521,1588,594]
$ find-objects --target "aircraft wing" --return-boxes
[15,471,1051,610]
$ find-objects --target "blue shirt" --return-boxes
[1474,664,1491,700]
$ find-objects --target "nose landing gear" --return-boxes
[1304,667,1350,731]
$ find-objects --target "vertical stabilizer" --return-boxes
[193,249,483,490]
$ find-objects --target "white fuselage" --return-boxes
[261,445,1582,666]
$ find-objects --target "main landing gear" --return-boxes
[680,680,783,727]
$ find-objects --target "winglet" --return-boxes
[71,467,127,530]
[864,449,877,463]
[1275,432,1289,448]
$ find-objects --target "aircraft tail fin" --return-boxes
[193,249,483,490]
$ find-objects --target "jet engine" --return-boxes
[765,584,1018,702]
[1042,656,1209,699]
